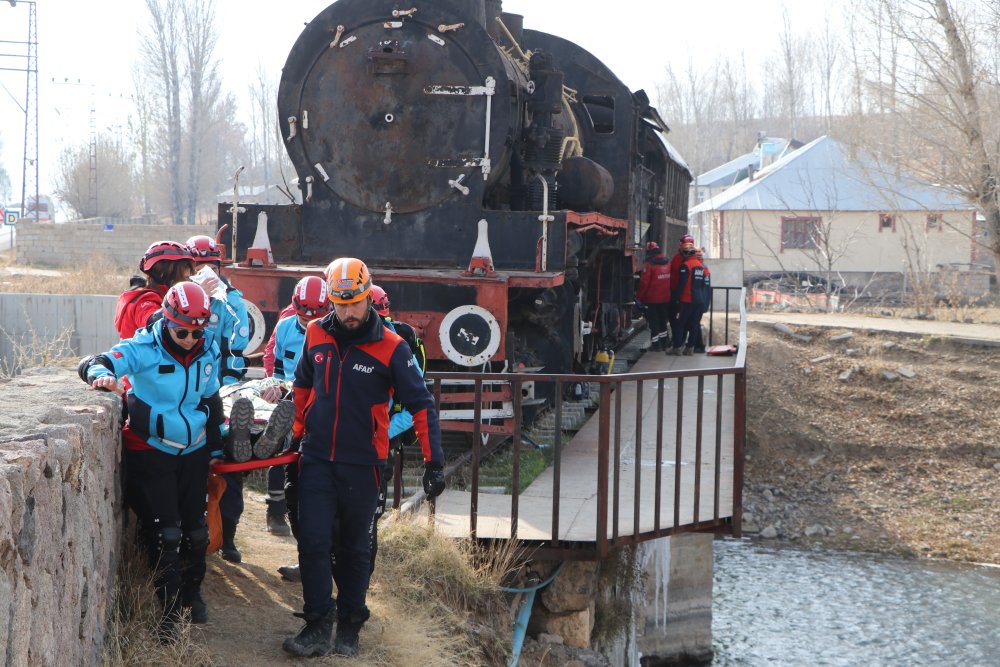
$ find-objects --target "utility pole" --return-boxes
[0,1,38,222]
[53,77,97,216]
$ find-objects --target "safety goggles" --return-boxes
[297,306,331,317]
[191,247,221,259]
[171,328,204,340]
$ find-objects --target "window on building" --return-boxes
[879,213,896,232]
[781,216,821,251]
[927,213,942,231]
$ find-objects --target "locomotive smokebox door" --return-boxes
[439,305,501,367]
[286,10,513,217]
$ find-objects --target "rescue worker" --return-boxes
[187,234,254,563]
[282,257,445,658]
[635,241,672,351]
[668,242,712,355]
[80,282,222,641]
[666,233,695,344]
[114,240,194,340]
[265,275,333,536]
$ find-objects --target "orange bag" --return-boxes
[206,472,227,554]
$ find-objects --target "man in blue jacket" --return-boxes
[282,257,445,659]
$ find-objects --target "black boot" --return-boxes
[220,519,242,563]
[334,607,370,657]
[156,588,183,644]
[266,498,291,536]
[181,587,208,624]
[282,607,337,657]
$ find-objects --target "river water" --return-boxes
[711,539,1000,666]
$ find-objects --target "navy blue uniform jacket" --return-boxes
[292,309,444,467]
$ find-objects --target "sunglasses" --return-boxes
[171,328,204,340]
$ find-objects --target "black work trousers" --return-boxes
[125,444,211,606]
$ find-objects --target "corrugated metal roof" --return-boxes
[689,136,974,214]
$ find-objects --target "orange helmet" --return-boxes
[326,257,372,304]
[370,285,390,314]
[680,234,694,246]
[186,235,221,264]
[293,276,332,318]
[163,282,211,328]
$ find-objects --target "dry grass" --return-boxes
[368,513,522,667]
[101,538,216,667]
[0,318,77,379]
[0,251,132,295]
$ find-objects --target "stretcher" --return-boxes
[211,450,299,473]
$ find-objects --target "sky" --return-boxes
[0,0,844,213]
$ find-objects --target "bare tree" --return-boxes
[850,0,1000,276]
[54,134,139,219]
[181,0,220,225]
[140,0,183,224]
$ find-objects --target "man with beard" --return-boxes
[282,257,445,659]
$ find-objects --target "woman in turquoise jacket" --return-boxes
[81,281,223,642]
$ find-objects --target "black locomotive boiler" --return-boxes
[220,0,691,374]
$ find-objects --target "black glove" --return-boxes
[422,463,445,499]
[77,355,97,383]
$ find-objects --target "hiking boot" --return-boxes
[220,518,242,563]
[267,509,291,536]
[181,588,208,624]
[254,399,295,459]
[683,346,694,356]
[156,600,183,644]
[227,397,254,462]
[333,607,370,657]
[664,347,680,356]
[282,608,336,658]
[278,563,301,582]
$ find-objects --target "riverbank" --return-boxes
[743,320,1000,563]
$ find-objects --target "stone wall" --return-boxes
[0,368,122,666]
[517,535,715,666]
[15,222,214,269]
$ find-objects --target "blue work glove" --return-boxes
[422,463,445,498]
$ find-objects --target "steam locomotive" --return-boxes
[219,0,691,374]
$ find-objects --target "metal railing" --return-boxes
[390,288,747,560]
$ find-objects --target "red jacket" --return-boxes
[636,253,671,304]
[673,256,711,306]
[114,285,167,339]
[668,252,685,293]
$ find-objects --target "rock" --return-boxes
[845,348,862,357]
[810,354,834,364]
[805,524,826,537]
[760,526,778,539]
[807,455,825,466]
[838,365,860,382]
[842,527,853,534]
[895,366,916,379]
[544,607,593,649]
[830,333,853,342]
[994,463,1000,471]
[762,489,774,502]
[538,633,564,645]
[880,370,899,381]
[773,322,813,342]
[742,512,755,525]
[883,341,897,350]
[540,562,598,613]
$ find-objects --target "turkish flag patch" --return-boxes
[112,351,124,359]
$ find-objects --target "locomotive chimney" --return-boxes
[484,0,503,41]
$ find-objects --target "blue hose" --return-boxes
[501,562,565,667]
